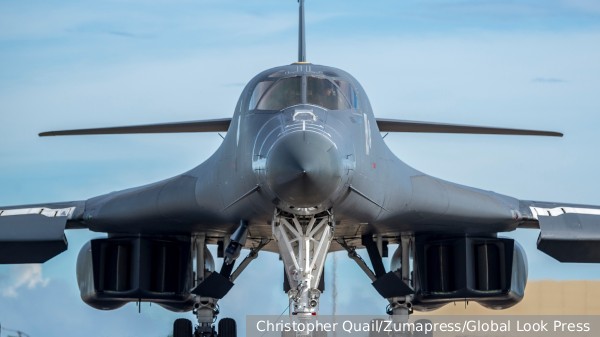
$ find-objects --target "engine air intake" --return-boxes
[77,236,194,311]
[413,236,527,311]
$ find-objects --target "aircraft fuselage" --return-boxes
[83,63,522,241]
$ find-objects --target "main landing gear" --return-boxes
[338,234,422,337]
[338,234,416,321]
[173,227,268,337]
[172,316,237,337]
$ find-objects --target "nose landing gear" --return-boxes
[273,209,335,316]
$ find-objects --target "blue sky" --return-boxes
[1,0,600,336]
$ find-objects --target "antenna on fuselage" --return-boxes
[298,0,307,63]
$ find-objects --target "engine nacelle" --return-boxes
[76,236,195,311]
[412,236,527,311]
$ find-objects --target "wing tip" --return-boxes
[540,131,564,137]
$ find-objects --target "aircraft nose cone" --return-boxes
[266,131,343,208]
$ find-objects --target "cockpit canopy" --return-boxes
[248,74,358,111]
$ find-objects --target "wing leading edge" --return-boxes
[39,118,232,137]
[376,119,563,137]
[38,118,561,137]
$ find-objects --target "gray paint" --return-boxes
[78,65,524,239]
[0,64,590,256]
[0,0,597,317]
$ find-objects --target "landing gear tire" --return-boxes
[174,318,193,337]
[218,317,237,337]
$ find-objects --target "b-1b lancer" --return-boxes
[2,1,600,337]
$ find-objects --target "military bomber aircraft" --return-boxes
[2,1,600,337]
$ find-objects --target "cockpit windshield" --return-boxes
[255,77,302,111]
[307,77,350,110]
[248,75,357,111]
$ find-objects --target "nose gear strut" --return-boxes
[272,209,335,316]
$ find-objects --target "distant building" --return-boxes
[416,281,600,315]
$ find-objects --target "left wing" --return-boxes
[519,200,600,263]
[0,201,86,263]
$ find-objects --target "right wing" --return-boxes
[519,200,600,263]
[0,201,86,263]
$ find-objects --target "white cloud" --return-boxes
[1,264,50,298]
